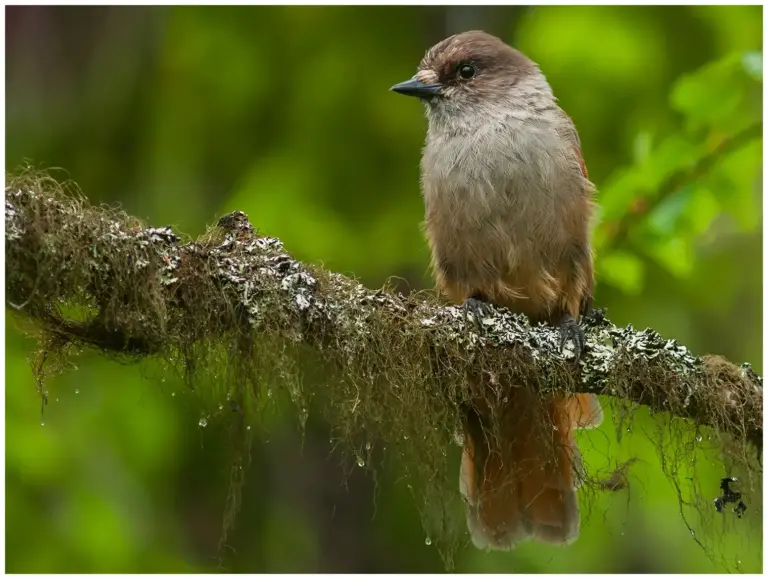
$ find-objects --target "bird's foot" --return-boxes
[462,295,492,331]
[558,313,586,363]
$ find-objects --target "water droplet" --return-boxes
[41,422,45,427]
[690,529,695,537]
[198,417,208,428]
[171,392,176,397]
[161,378,166,383]
[626,427,631,433]
[74,389,80,394]
[403,435,409,440]
[246,425,251,431]
[267,389,273,399]
[365,442,371,450]
[695,436,702,443]
[356,456,365,467]
[425,537,432,546]
[55,398,59,403]
[218,404,224,411]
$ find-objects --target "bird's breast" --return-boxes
[420,123,568,296]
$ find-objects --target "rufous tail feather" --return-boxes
[460,392,602,550]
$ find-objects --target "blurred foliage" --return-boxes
[594,48,761,293]
[5,5,763,573]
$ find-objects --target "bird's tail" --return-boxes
[460,391,602,550]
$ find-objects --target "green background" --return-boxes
[5,5,763,573]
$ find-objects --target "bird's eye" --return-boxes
[458,63,476,80]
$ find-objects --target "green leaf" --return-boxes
[742,51,763,80]
[597,250,645,295]
[646,236,695,279]
[647,186,694,236]
[644,183,719,241]
[703,140,762,232]
[671,51,762,133]
[685,185,721,235]
[597,135,702,224]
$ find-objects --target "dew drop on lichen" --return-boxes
[171,392,175,397]
[246,425,251,431]
[218,404,224,411]
[198,417,208,428]
[356,456,365,467]
[74,389,79,394]
[425,537,432,546]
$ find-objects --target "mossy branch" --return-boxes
[5,171,763,457]
[6,169,764,561]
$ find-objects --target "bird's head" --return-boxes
[391,31,554,126]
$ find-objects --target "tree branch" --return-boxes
[5,170,763,463]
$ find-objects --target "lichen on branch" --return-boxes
[4,169,763,554]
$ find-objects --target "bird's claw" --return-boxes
[463,296,492,331]
[558,313,586,363]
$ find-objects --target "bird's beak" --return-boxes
[390,77,443,98]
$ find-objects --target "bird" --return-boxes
[390,31,604,550]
